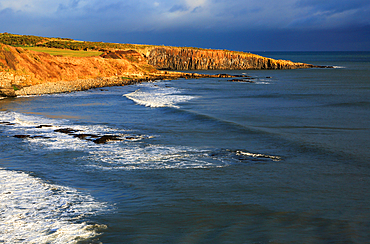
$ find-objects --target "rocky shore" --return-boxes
[14,77,144,96]
[9,72,239,97]
[0,42,332,98]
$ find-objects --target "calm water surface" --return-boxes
[1,52,369,243]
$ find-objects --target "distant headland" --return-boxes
[0,33,332,97]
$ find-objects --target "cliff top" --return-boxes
[0,33,258,58]
[0,33,330,97]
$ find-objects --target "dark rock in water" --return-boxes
[266,77,272,78]
[216,74,250,78]
[1,122,16,125]
[54,128,81,134]
[31,135,51,139]
[125,136,141,140]
[94,135,122,144]
[218,74,228,77]
[228,79,255,83]
[14,134,51,139]
[73,134,100,140]
[73,134,89,139]
[14,135,31,138]
[36,125,53,128]
[316,65,334,68]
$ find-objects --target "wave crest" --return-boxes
[0,168,108,244]
[124,83,195,108]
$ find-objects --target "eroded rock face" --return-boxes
[0,45,158,90]
[147,47,316,70]
[0,87,16,97]
[0,72,27,97]
[100,50,144,62]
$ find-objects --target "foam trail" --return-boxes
[124,83,195,108]
[0,168,107,244]
[236,150,281,161]
[1,111,281,172]
[84,144,229,170]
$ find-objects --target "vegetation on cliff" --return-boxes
[23,47,103,58]
[0,33,151,52]
[0,33,72,47]
[0,33,329,97]
[0,33,322,71]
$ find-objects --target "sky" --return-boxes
[1,0,370,51]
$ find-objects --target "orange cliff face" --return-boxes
[0,43,331,96]
[0,44,157,89]
[147,47,317,70]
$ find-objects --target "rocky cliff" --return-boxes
[0,44,158,95]
[0,45,238,97]
[0,37,331,97]
[147,47,319,70]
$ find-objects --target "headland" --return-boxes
[0,33,332,97]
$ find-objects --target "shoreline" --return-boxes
[6,72,237,97]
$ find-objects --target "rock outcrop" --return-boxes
[0,40,332,97]
[0,44,159,96]
[148,47,320,70]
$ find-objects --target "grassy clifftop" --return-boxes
[0,33,153,53]
[0,33,327,96]
[0,33,263,58]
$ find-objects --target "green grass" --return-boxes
[23,47,103,57]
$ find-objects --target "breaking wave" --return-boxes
[124,82,195,108]
[0,168,107,244]
[1,111,281,171]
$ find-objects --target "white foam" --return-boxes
[236,150,281,161]
[16,95,39,98]
[1,111,278,172]
[0,168,107,244]
[333,66,346,69]
[0,111,67,128]
[84,144,228,170]
[0,111,131,151]
[255,80,271,85]
[124,83,195,108]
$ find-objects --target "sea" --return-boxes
[1,52,369,243]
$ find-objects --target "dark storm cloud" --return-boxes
[297,0,369,12]
[0,0,369,50]
[288,0,370,28]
